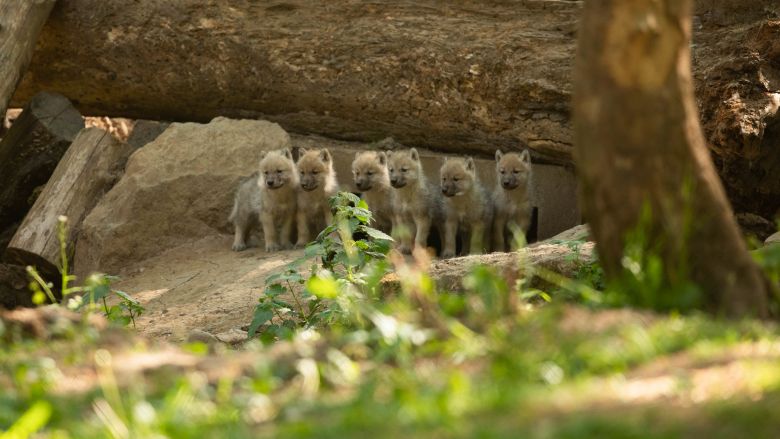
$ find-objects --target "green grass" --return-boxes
[2,302,779,438]
[2,194,779,438]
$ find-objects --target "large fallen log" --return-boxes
[0,0,56,118]
[12,1,780,218]
[0,92,84,237]
[382,241,596,296]
[4,128,133,280]
[382,225,593,294]
[10,0,579,165]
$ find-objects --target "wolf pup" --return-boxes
[351,151,395,234]
[493,149,532,251]
[229,172,262,251]
[258,148,299,251]
[440,156,491,258]
[295,148,339,247]
[387,148,440,254]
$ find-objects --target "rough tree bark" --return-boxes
[0,0,56,119]
[4,128,133,281]
[10,0,578,164]
[573,0,769,316]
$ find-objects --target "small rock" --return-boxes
[766,231,780,247]
[215,328,249,345]
[736,213,775,242]
[186,329,219,345]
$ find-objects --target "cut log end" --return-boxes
[2,248,59,283]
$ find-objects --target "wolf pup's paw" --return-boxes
[265,242,281,252]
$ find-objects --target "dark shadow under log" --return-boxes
[0,92,84,238]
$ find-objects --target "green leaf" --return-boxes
[112,289,139,305]
[316,223,339,241]
[271,299,294,309]
[248,305,274,336]
[342,192,362,205]
[305,242,325,257]
[360,226,394,242]
[264,283,287,297]
[1,400,51,439]
[306,275,340,299]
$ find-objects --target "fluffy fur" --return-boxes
[387,148,441,254]
[351,151,395,233]
[492,150,532,251]
[439,156,492,257]
[295,148,339,247]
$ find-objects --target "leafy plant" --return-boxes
[25,216,145,328]
[248,192,394,340]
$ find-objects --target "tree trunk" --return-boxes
[4,128,133,281]
[573,0,769,316]
[0,92,84,237]
[10,0,578,164]
[0,0,56,119]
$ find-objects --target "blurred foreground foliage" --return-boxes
[2,195,779,438]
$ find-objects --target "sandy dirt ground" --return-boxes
[113,234,302,342]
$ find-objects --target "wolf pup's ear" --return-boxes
[520,149,531,164]
[377,151,387,165]
[495,150,503,163]
[299,147,308,156]
[320,148,332,163]
[282,148,293,160]
[466,157,475,171]
[409,148,420,161]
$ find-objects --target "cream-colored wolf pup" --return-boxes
[295,148,339,247]
[229,172,262,252]
[440,156,491,258]
[256,148,299,251]
[351,151,395,233]
[387,148,440,254]
[493,149,532,251]
[230,148,299,252]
